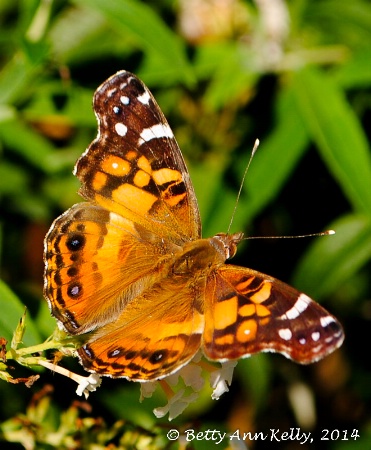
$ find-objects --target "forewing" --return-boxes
[75,70,201,244]
[203,265,344,364]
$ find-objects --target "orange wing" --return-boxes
[44,202,179,335]
[77,275,204,380]
[203,265,344,364]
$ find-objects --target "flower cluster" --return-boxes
[141,353,238,420]
[72,352,237,420]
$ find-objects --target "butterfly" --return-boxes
[44,71,344,382]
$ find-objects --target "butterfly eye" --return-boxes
[213,233,243,260]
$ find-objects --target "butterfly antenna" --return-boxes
[227,139,260,234]
[245,230,335,240]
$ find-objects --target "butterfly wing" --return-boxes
[44,70,344,383]
[203,265,344,364]
[44,202,180,334]
[44,71,201,336]
[77,275,204,380]
[75,70,201,244]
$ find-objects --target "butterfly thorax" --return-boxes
[171,232,244,276]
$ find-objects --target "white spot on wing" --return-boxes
[137,90,151,105]
[311,331,320,341]
[82,345,93,358]
[311,345,322,353]
[107,88,117,97]
[120,95,130,105]
[278,328,292,341]
[115,122,127,136]
[320,316,336,327]
[138,123,174,144]
[280,293,311,320]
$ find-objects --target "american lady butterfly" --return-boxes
[44,71,344,381]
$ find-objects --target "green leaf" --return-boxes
[292,214,371,299]
[0,162,29,196]
[0,280,41,346]
[0,52,43,105]
[332,49,371,89]
[75,0,193,85]
[34,302,59,343]
[49,5,109,62]
[237,354,272,411]
[99,386,158,429]
[219,87,309,233]
[0,31,49,104]
[194,42,258,110]
[292,67,371,214]
[306,0,371,49]
[0,119,56,173]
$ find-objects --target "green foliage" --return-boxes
[0,281,41,346]
[0,0,370,448]
[291,68,371,213]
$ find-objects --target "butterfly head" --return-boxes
[212,232,244,260]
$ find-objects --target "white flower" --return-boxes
[167,362,204,392]
[140,380,158,401]
[210,360,238,400]
[138,355,239,420]
[37,359,102,399]
[153,388,199,421]
[75,373,102,398]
